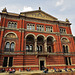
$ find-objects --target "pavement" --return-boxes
[0,70,74,75]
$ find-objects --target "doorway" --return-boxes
[40,61,44,70]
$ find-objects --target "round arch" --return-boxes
[46,35,56,41]
[25,33,36,39]
[4,32,18,38]
[61,37,69,42]
[37,34,46,40]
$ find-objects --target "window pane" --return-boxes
[69,57,71,65]
[14,23,17,28]
[8,21,17,28]
[10,42,15,52]
[66,46,68,53]
[30,45,33,51]
[8,22,11,28]
[26,45,29,51]
[3,57,8,67]
[65,57,68,65]
[40,46,42,52]
[9,57,13,67]
[63,45,65,53]
[49,46,52,52]
[5,42,10,52]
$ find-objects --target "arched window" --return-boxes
[37,45,39,51]
[40,46,42,52]
[66,46,68,53]
[5,42,10,52]
[49,46,52,53]
[10,42,15,52]
[63,45,65,53]
[26,45,29,51]
[37,45,42,52]
[30,45,33,51]
[47,46,52,53]
[63,45,69,53]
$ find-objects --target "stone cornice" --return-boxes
[0,12,71,25]
[25,29,59,35]
[60,33,73,36]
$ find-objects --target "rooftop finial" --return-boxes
[65,18,69,22]
[2,7,7,12]
[39,7,41,10]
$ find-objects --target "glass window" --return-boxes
[63,45,65,53]
[63,45,68,53]
[26,45,29,51]
[37,25,44,31]
[40,46,42,52]
[8,21,17,28]
[60,28,66,34]
[3,57,8,67]
[37,45,39,51]
[9,57,13,67]
[66,46,68,53]
[30,45,33,51]
[27,23,35,30]
[10,42,15,52]
[49,46,52,52]
[46,26,53,32]
[65,57,68,65]
[5,42,10,52]
[69,57,71,65]
[8,22,11,28]
[65,57,71,65]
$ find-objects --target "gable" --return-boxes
[20,10,58,21]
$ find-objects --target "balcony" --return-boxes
[0,50,75,56]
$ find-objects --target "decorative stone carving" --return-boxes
[6,33,16,38]
[2,7,7,12]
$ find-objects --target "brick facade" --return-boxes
[0,8,75,71]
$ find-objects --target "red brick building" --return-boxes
[0,7,75,71]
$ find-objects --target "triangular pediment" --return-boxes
[20,10,58,21]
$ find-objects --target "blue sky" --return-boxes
[0,0,75,36]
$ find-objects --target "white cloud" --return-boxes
[56,0,64,6]
[22,6,33,12]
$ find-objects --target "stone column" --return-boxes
[44,39,47,52]
[35,39,37,53]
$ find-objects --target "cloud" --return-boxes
[56,0,64,6]
[22,6,33,12]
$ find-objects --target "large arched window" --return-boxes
[5,42,10,52]
[10,42,15,52]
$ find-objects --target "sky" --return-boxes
[0,0,75,36]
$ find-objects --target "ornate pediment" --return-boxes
[6,33,16,38]
[20,10,58,21]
